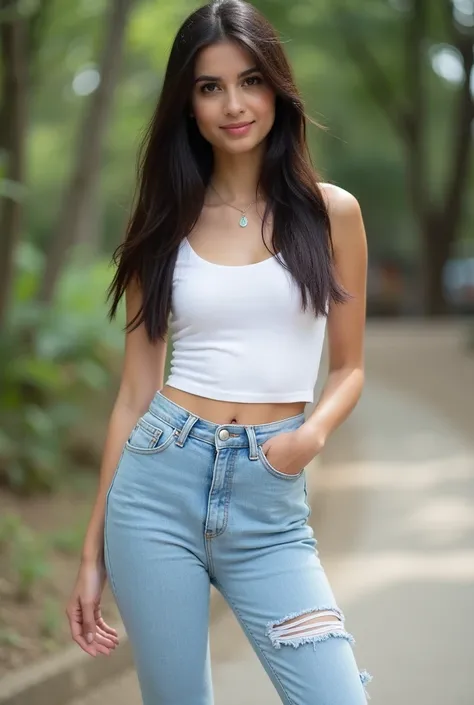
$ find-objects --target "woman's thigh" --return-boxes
[104,438,214,705]
[108,545,213,705]
[214,537,371,705]
[211,442,372,705]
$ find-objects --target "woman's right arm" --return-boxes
[66,278,169,656]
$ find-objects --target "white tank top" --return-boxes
[164,237,327,403]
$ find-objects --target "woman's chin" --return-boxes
[215,136,265,156]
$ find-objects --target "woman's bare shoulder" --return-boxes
[318,183,366,255]
[318,182,361,218]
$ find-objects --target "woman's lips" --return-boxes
[220,121,254,136]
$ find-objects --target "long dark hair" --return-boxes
[107,0,347,342]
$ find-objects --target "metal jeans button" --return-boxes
[218,429,230,441]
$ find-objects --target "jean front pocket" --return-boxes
[125,413,178,455]
[257,445,305,481]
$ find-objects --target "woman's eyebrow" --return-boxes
[194,66,259,83]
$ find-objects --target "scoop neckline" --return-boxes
[184,237,280,269]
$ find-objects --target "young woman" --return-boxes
[66,1,371,703]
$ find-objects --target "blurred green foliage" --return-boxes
[39,597,62,642]
[0,243,124,493]
[0,509,88,604]
[0,511,49,601]
[47,519,89,555]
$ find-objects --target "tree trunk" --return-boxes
[0,15,27,333]
[37,0,134,305]
[75,169,102,252]
[421,34,473,316]
[420,222,452,316]
[337,0,473,317]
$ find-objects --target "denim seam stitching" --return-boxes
[136,417,164,440]
[189,433,217,447]
[125,431,176,455]
[204,535,215,578]
[257,446,304,481]
[213,578,297,705]
[103,448,124,596]
[104,520,117,596]
[204,451,218,576]
[213,448,237,537]
[204,449,220,540]
[303,477,312,520]
[175,414,199,447]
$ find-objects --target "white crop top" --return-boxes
[164,238,327,403]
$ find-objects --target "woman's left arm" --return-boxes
[298,185,368,451]
[261,186,367,472]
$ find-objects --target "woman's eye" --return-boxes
[244,75,262,86]
[201,82,219,93]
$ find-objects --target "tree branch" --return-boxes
[336,9,406,139]
[37,0,135,304]
[27,0,53,86]
[403,0,429,223]
[0,0,39,24]
[441,12,474,236]
[0,13,27,332]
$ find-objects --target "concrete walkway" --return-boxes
[71,321,474,705]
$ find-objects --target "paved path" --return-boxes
[71,321,474,705]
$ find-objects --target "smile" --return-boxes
[220,121,255,136]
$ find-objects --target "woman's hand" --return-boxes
[66,558,119,657]
[261,425,325,477]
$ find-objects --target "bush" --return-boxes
[0,512,50,602]
[0,243,124,494]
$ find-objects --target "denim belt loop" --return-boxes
[245,426,258,460]
[175,413,199,447]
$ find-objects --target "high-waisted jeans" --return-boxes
[104,391,372,704]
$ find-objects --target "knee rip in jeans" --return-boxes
[265,606,373,695]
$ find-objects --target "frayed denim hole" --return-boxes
[265,607,354,650]
[266,607,373,698]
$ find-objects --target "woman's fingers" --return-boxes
[95,627,118,649]
[75,633,99,656]
[66,599,97,656]
[67,608,98,656]
[97,616,119,639]
[94,642,112,656]
[70,621,113,656]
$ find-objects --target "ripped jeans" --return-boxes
[104,391,372,705]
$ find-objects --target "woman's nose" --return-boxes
[224,87,245,115]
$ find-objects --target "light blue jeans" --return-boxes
[104,391,372,704]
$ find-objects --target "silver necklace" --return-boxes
[210,183,257,228]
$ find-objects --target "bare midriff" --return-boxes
[160,385,306,426]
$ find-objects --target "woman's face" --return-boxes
[191,40,276,155]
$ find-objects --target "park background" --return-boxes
[0,1,473,704]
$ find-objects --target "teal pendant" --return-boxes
[239,215,248,227]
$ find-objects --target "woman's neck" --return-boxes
[210,146,264,206]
